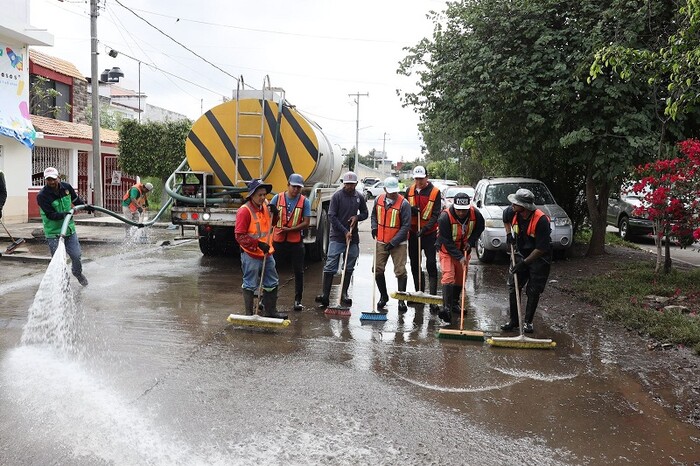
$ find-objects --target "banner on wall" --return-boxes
[0,43,35,149]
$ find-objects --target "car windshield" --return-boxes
[484,182,555,206]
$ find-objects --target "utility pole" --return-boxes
[90,0,102,207]
[382,132,390,173]
[348,92,368,172]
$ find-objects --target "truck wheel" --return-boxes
[307,208,329,262]
[199,228,217,256]
[476,236,495,263]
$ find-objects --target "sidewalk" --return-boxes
[0,214,189,263]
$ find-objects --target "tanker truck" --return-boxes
[166,78,344,259]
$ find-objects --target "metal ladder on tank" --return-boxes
[234,76,286,185]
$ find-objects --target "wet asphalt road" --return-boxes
[0,221,698,465]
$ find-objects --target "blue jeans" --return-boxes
[240,252,279,292]
[47,233,83,277]
[323,240,359,274]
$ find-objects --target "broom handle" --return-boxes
[510,243,524,336]
[0,219,17,242]
[337,231,352,306]
[417,213,422,291]
[372,234,377,309]
[460,249,467,331]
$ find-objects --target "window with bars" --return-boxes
[32,146,69,186]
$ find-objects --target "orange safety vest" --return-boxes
[273,193,307,243]
[407,184,440,234]
[511,209,549,238]
[239,202,275,258]
[122,183,147,212]
[376,193,405,244]
[440,206,477,254]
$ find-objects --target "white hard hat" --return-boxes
[384,176,400,193]
[412,166,427,179]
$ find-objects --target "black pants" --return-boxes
[507,256,551,295]
[273,241,305,300]
[408,231,437,290]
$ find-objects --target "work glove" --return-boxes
[258,241,270,254]
[506,232,516,245]
[509,260,526,275]
[384,242,394,251]
[464,245,472,256]
[84,205,95,214]
[411,205,420,215]
[268,204,279,216]
[371,229,377,239]
[137,207,143,214]
[417,227,427,238]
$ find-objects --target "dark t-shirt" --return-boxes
[502,205,551,255]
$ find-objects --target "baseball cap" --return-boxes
[384,176,400,194]
[44,167,59,179]
[288,173,304,187]
[341,171,358,184]
[412,166,426,179]
[453,192,471,210]
[144,182,154,191]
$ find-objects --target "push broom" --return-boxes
[390,213,441,305]
[1,219,26,255]
[228,226,290,329]
[437,249,485,341]
[487,243,556,349]
[360,235,387,322]
[324,231,352,317]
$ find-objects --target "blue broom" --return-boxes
[361,236,388,322]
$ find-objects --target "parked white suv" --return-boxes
[472,177,573,262]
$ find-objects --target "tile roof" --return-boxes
[29,49,87,82]
[30,115,119,144]
[109,85,142,97]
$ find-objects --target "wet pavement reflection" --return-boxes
[1,231,698,465]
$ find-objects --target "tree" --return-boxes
[29,76,71,119]
[632,139,700,273]
[118,119,192,204]
[591,0,700,119]
[398,0,692,256]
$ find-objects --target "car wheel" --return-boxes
[476,236,495,263]
[618,216,630,240]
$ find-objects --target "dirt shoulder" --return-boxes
[544,244,700,429]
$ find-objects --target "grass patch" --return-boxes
[575,229,640,249]
[572,260,700,354]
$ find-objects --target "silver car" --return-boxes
[472,177,573,262]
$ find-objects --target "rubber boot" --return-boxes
[315,272,334,307]
[294,272,304,311]
[376,274,389,312]
[428,275,440,314]
[500,292,520,331]
[438,285,453,323]
[340,271,353,305]
[452,285,463,315]
[523,291,540,333]
[242,289,255,316]
[397,275,408,313]
[262,288,288,320]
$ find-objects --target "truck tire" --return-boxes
[307,208,329,262]
[476,236,496,263]
[199,228,217,256]
[199,226,238,257]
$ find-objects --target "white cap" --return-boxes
[412,166,426,179]
[44,167,59,179]
[384,176,400,194]
[144,182,154,191]
[341,171,358,184]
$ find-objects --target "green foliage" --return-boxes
[30,76,71,119]
[84,104,128,131]
[118,119,192,180]
[591,0,700,119]
[398,0,695,255]
[573,260,700,354]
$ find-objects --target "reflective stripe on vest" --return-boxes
[511,209,549,238]
[239,202,275,258]
[407,184,440,233]
[273,194,306,243]
[376,193,405,244]
[440,207,477,254]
